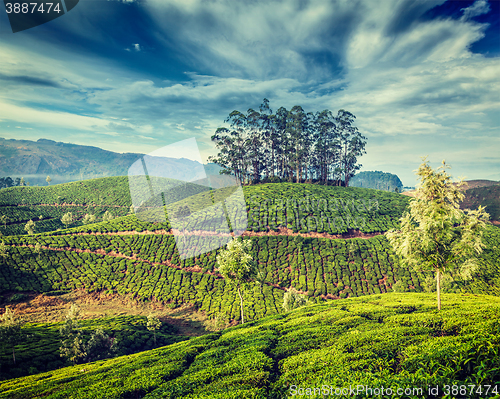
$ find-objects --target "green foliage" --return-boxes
[174,205,191,218]
[392,280,407,293]
[282,287,308,311]
[0,215,8,229]
[210,102,366,186]
[61,212,74,228]
[0,241,7,263]
[0,177,136,236]
[33,242,41,259]
[147,315,162,346]
[217,239,258,324]
[102,210,114,222]
[0,307,23,365]
[24,220,35,235]
[386,158,490,310]
[84,328,118,363]
[2,224,499,326]
[245,183,409,234]
[217,239,256,289]
[0,177,412,236]
[1,294,499,398]
[0,315,184,381]
[59,304,86,365]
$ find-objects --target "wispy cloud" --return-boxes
[461,0,490,21]
[0,0,498,184]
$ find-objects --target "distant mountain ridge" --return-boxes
[0,137,222,186]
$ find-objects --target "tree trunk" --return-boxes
[238,286,244,324]
[436,269,441,311]
[12,347,16,364]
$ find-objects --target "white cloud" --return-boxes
[0,100,109,130]
[461,0,490,21]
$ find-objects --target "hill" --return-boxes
[401,180,500,223]
[0,177,411,236]
[0,313,187,381]
[1,179,499,324]
[0,138,141,186]
[453,179,500,190]
[1,293,499,398]
[460,184,500,223]
[349,171,403,191]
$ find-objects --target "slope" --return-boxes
[0,293,499,399]
[0,178,411,236]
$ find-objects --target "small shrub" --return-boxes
[283,288,309,312]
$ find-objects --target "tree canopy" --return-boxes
[216,238,257,324]
[385,158,490,310]
[209,99,367,186]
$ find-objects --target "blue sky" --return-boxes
[0,0,498,186]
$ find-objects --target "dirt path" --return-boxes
[58,227,384,240]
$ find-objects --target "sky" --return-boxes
[0,0,498,186]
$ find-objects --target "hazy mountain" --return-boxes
[0,137,224,186]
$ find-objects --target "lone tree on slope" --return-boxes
[385,157,489,310]
[146,314,162,346]
[0,307,23,364]
[59,304,86,365]
[0,241,8,264]
[216,238,257,324]
[24,219,35,235]
[61,212,74,229]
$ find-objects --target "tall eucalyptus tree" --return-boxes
[336,109,367,187]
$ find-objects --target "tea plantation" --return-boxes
[2,222,500,322]
[0,177,411,236]
[0,294,499,399]
[1,179,499,397]
[0,315,186,381]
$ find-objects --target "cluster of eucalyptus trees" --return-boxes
[209,99,367,186]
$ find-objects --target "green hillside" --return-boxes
[1,293,499,399]
[1,178,500,396]
[2,220,500,322]
[1,180,499,323]
[0,177,133,235]
[0,315,186,381]
[0,177,411,236]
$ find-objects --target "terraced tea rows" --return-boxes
[0,178,413,236]
[4,219,500,321]
[0,242,283,322]
[245,183,410,234]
